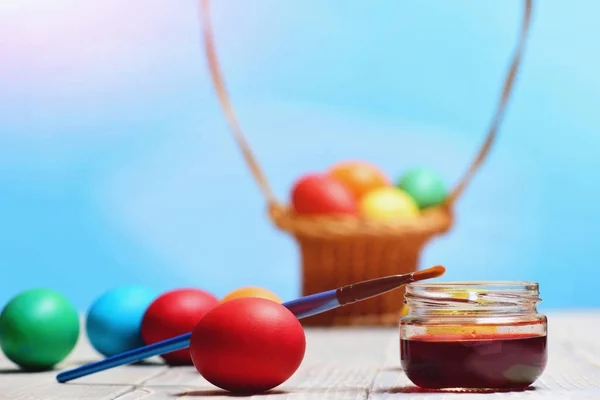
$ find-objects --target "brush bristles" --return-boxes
[412,265,446,282]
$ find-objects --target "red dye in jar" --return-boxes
[401,333,547,390]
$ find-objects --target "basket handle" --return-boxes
[199,0,533,209]
[447,0,533,204]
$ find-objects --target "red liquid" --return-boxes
[401,333,547,390]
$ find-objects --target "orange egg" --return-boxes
[328,161,390,200]
[221,287,282,304]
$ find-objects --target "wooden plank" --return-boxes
[370,344,600,399]
[371,312,600,399]
[0,383,133,400]
[546,311,600,369]
[133,328,394,399]
[1,312,600,399]
[112,385,368,400]
[0,321,168,399]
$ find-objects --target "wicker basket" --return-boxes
[200,0,533,326]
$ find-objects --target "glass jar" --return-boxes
[399,281,547,391]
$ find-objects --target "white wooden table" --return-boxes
[1,311,599,399]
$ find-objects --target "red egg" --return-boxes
[190,298,306,394]
[141,288,219,365]
[291,173,357,215]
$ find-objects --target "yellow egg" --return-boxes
[400,304,409,317]
[359,187,419,220]
[221,287,282,304]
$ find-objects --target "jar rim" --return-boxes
[405,280,542,314]
[408,281,538,288]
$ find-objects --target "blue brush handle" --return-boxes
[282,289,339,319]
[56,289,339,383]
[56,333,191,383]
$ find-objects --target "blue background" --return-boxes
[1,0,597,311]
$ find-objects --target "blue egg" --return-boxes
[86,285,159,357]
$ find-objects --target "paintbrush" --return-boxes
[57,265,445,383]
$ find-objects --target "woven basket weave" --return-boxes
[200,0,533,326]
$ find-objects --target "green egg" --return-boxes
[397,168,448,209]
[0,288,80,370]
